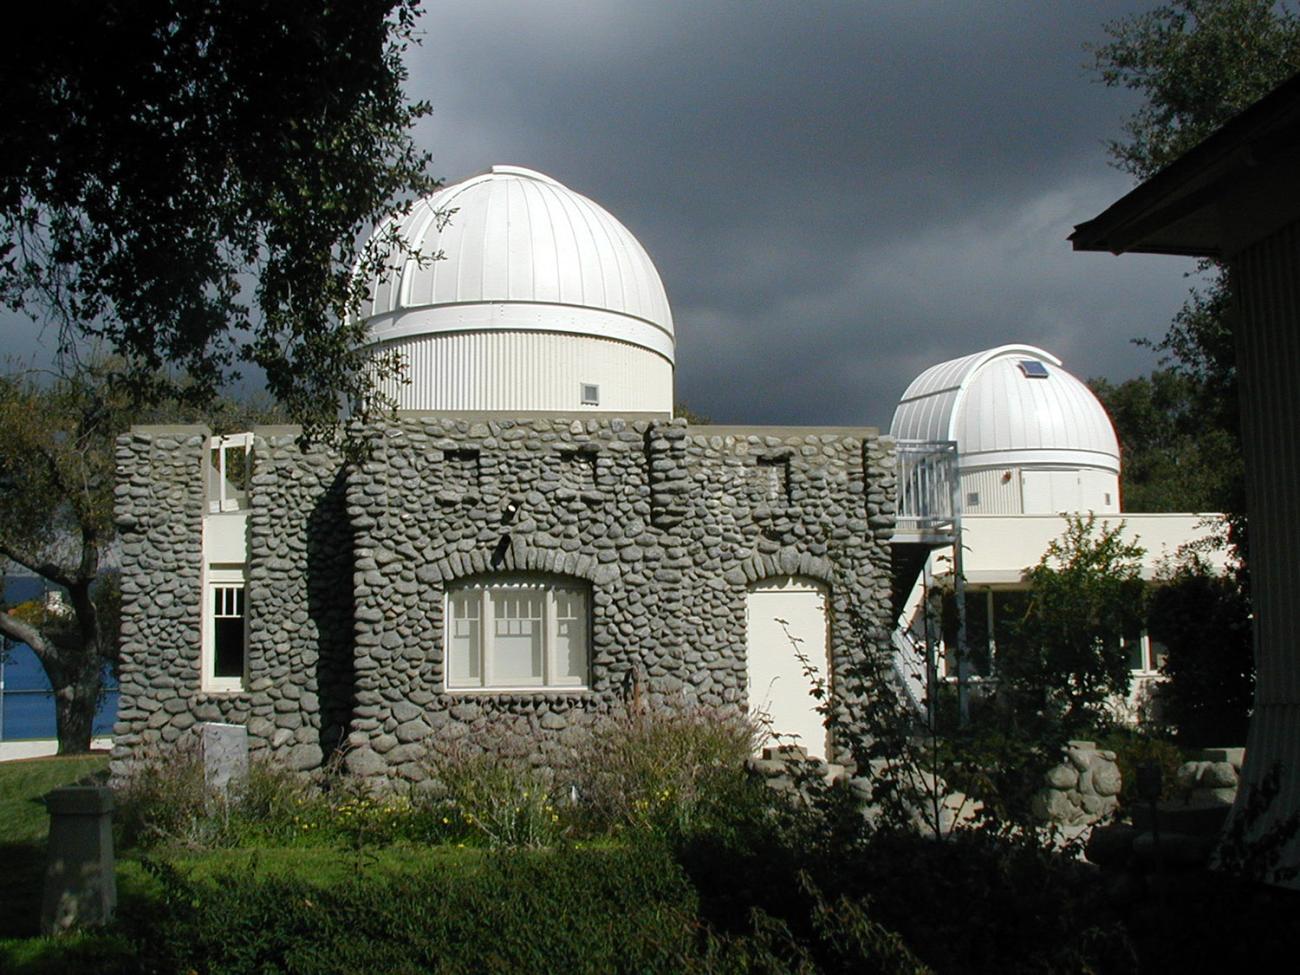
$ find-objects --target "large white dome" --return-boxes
[361,166,675,413]
[891,345,1121,514]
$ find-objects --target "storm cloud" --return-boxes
[407,0,1200,427]
[4,1,1201,428]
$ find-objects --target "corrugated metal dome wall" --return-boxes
[890,345,1121,473]
[360,166,675,413]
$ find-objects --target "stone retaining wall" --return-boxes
[1031,740,1122,826]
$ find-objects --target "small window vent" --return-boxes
[966,491,980,507]
[1017,360,1049,379]
[580,383,600,406]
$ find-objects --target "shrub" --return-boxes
[119,846,703,975]
[112,745,210,850]
[423,740,565,849]
[571,706,767,842]
[1094,727,1187,808]
[997,514,1148,737]
[1148,556,1253,746]
[114,748,460,851]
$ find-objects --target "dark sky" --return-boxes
[405,0,1201,429]
[3,1,1203,431]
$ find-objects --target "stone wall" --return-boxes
[1176,747,1245,805]
[112,427,209,772]
[111,426,349,777]
[1031,740,1123,826]
[111,416,897,784]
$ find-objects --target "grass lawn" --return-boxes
[0,753,110,941]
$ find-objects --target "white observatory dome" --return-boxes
[360,166,675,413]
[891,345,1121,515]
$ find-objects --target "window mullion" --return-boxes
[544,588,555,686]
[480,588,492,687]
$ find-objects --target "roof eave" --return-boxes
[1070,72,1300,258]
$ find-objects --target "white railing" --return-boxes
[895,440,958,537]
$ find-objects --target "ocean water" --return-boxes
[2,576,119,741]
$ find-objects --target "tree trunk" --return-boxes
[53,671,101,754]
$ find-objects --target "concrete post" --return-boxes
[41,785,116,933]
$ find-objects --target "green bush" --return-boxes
[1095,727,1187,808]
[119,846,703,975]
[680,822,1134,975]
[1148,558,1253,747]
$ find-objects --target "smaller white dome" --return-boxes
[891,345,1120,474]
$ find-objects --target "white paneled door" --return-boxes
[746,577,831,758]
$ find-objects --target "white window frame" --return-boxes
[201,564,248,693]
[445,575,590,691]
[206,433,254,513]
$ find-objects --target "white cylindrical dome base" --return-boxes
[372,330,673,413]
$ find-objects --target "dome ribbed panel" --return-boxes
[955,358,1119,463]
[891,350,983,442]
[362,166,673,341]
[891,345,1120,474]
[365,176,671,318]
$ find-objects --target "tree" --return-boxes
[996,515,1148,734]
[1089,1,1300,547]
[1090,0,1300,181]
[1089,368,1242,514]
[1149,554,1254,746]
[0,368,130,751]
[0,2,435,442]
[0,365,284,752]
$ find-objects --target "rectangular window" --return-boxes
[580,383,600,406]
[1125,631,1164,673]
[446,577,589,690]
[206,433,253,513]
[203,566,247,692]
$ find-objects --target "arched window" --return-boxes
[445,575,589,691]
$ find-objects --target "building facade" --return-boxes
[111,416,897,780]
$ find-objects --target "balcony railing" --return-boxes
[894,440,958,541]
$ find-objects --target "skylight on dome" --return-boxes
[1018,360,1050,379]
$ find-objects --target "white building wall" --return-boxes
[959,513,1226,586]
[1019,468,1120,515]
[372,331,673,413]
[959,468,1022,514]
